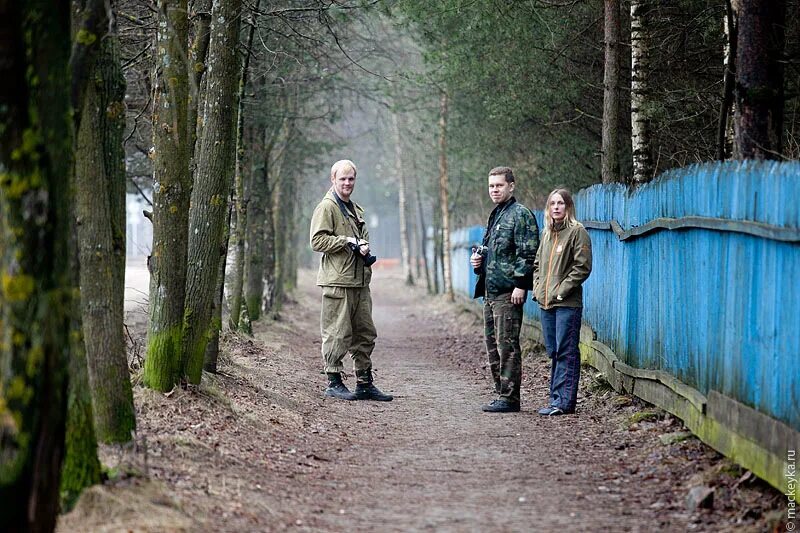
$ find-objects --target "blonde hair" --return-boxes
[543,188,578,235]
[330,159,358,179]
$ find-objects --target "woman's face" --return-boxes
[549,193,567,222]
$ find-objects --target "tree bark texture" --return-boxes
[734,0,786,159]
[392,113,414,285]
[602,0,621,183]
[75,23,135,443]
[183,0,242,384]
[630,0,654,184]
[187,0,212,172]
[244,133,272,321]
[59,326,101,512]
[271,120,297,317]
[0,3,73,530]
[438,91,454,301]
[145,0,191,391]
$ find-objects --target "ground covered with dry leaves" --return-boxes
[58,268,788,532]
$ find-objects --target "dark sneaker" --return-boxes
[481,399,520,413]
[537,406,565,416]
[325,382,357,400]
[354,382,393,401]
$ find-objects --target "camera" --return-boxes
[349,241,378,267]
[472,245,488,257]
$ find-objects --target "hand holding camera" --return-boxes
[347,237,377,267]
[470,245,487,268]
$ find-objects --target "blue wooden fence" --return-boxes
[451,160,800,489]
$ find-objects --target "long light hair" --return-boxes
[543,188,578,236]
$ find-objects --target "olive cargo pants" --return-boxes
[320,285,376,377]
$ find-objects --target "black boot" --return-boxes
[354,369,393,401]
[325,372,356,401]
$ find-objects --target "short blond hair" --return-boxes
[330,159,358,179]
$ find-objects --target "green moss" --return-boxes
[143,326,183,392]
[75,29,97,46]
[627,409,661,426]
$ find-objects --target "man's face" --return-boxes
[332,167,356,200]
[488,174,514,204]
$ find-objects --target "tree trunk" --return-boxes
[187,0,212,171]
[438,91,454,301]
[144,0,191,392]
[245,132,272,321]
[182,0,242,384]
[74,14,135,443]
[717,0,738,160]
[392,112,414,285]
[0,3,73,530]
[630,0,654,184]
[203,201,232,374]
[602,0,621,183]
[734,0,786,159]
[228,1,260,331]
[60,324,101,512]
[415,173,432,294]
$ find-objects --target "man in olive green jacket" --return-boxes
[309,159,392,402]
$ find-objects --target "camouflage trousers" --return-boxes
[320,285,376,380]
[483,293,524,403]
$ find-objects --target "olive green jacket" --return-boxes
[533,221,592,309]
[310,189,372,287]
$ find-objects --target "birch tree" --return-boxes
[630,0,654,184]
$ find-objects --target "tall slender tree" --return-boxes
[392,112,414,285]
[438,90,453,301]
[144,0,191,391]
[74,1,136,442]
[630,0,654,184]
[603,0,622,183]
[183,0,243,383]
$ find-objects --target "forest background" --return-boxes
[0,0,798,530]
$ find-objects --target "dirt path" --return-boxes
[59,268,783,532]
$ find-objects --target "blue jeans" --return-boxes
[540,306,582,412]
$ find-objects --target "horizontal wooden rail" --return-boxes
[583,216,800,243]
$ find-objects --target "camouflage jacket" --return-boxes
[473,197,539,299]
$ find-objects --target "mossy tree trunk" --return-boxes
[0,2,74,530]
[182,0,242,384]
[74,7,135,443]
[144,0,191,392]
[187,0,212,171]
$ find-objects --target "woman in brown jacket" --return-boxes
[532,188,592,415]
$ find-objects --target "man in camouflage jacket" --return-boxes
[471,167,539,413]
